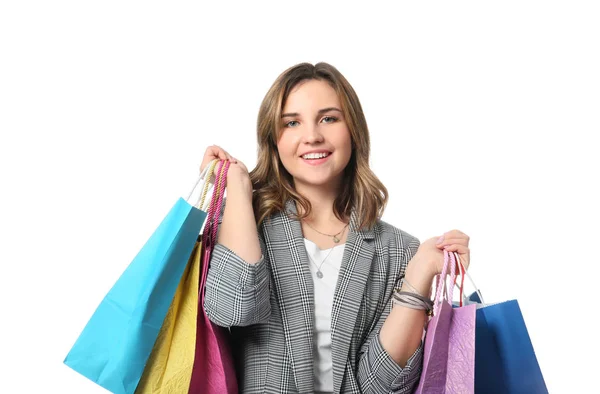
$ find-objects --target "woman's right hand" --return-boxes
[200,145,252,195]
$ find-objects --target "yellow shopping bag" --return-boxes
[135,160,218,394]
[135,241,201,393]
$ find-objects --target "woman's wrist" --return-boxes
[226,173,253,198]
[403,257,436,298]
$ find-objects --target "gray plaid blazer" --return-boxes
[204,200,424,393]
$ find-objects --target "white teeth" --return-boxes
[302,152,329,160]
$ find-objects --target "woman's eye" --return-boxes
[322,116,337,123]
[285,120,299,127]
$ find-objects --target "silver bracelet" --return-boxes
[392,290,434,316]
[402,277,424,298]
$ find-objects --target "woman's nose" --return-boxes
[302,124,324,144]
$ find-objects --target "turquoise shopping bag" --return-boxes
[64,167,216,394]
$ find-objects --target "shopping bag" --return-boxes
[458,292,548,392]
[414,251,476,394]
[453,263,548,394]
[188,160,238,394]
[64,164,216,394]
[135,161,220,393]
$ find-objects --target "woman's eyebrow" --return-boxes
[281,107,343,118]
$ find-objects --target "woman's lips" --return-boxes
[301,153,331,166]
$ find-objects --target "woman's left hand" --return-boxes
[434,229,470,273]
[406,229,471,286]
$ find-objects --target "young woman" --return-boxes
[199,63,471,394]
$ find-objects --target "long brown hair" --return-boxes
[249,62,388,231]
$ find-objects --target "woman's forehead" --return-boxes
[283,80,340,113]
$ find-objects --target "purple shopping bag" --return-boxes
[414,251,476,394]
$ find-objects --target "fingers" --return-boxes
[442,243,469,254]
[436,229,471,271]
[445,245,470,270]
[442,229,469,241]
[200,145,238,173]
[436,238,469,250]
[436,229,470,249]
[209,145,231,161]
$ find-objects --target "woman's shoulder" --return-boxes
[372,219,420,248]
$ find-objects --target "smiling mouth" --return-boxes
[301,152,331,160]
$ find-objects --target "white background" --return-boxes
[1,1,598,393]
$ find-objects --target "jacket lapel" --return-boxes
[331,211,375,393]
[264,201,375,394]
[263,200,315,394]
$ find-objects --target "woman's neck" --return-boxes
[294,182,347,227]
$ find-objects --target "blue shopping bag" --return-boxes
[454,261,548,394]
[457,288,548,393]
[472,296,548,394]
[64,167,216,394]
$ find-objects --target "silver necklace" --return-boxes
[303,221,349,243]
[307,246,335,279]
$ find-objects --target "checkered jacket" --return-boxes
[204,200,423,393]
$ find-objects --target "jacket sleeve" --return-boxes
[203,199,271,327]
[356,234,424,394]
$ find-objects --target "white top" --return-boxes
[304,238,345,394]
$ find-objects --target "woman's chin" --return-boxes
[293,174,343,189]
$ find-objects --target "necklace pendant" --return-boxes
[316,270,324,279]
[333,235,340,243]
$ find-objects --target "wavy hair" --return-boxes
[249,62,388,231]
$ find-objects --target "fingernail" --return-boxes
[436,235,444,245]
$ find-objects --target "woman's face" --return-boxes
[277,79,352,191]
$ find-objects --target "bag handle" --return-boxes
[199,160,230,293]
[197,160,220,211]
[456,253,465,306]
[208,160,229,245]
[203,160,230,247]
[185,159,221,210]
[455,255,486,305]
[433,249,486,312]
[433,250,457,315]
